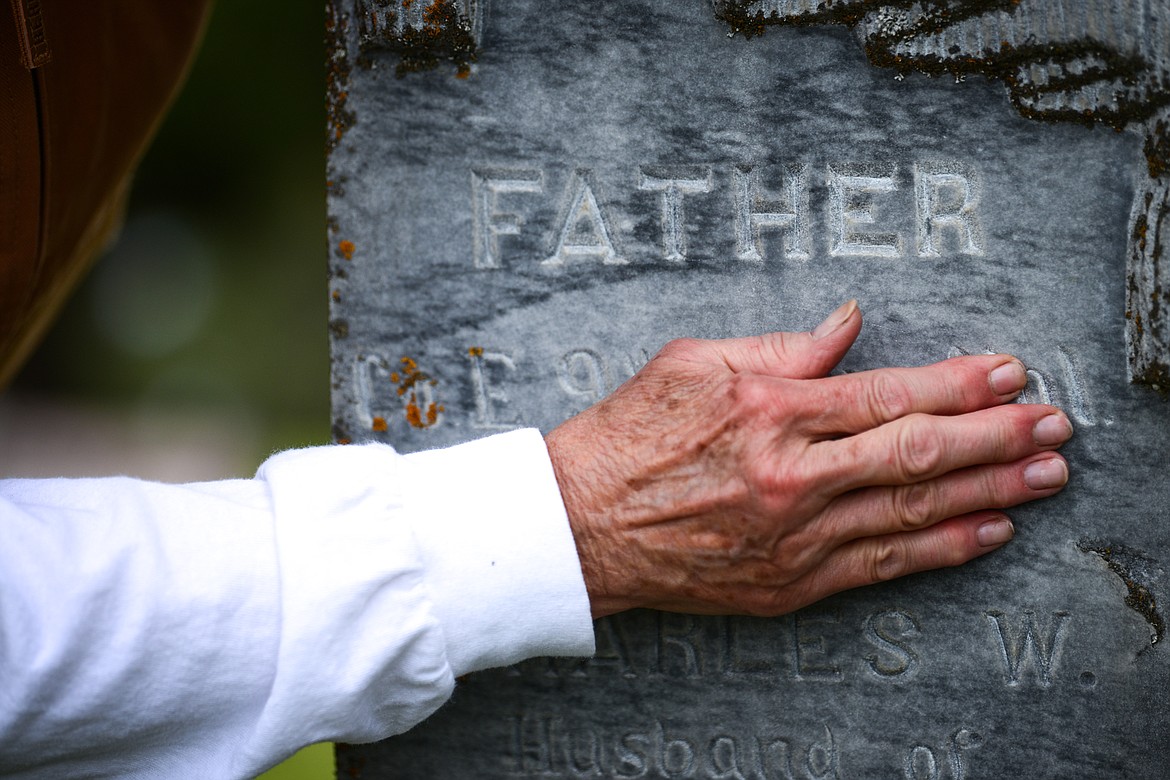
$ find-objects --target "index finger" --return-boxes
[799,354,1029,437]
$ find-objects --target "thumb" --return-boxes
[710,300,862,379]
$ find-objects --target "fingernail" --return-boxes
[989,360,1027,396]
[977,517,1015,548]
[1033,413,1073,447]
[1024,457,1069,490]
[812,299,858,340]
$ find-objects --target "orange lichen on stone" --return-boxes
[468,346,484,357]
[392,356,443,429]
[339,240,356,260]
[405,400,445,429]
[405,402,423,428]
[371,416,388,432]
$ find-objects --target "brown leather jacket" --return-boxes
[0,1,211,387]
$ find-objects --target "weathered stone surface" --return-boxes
[327,1,1169,776]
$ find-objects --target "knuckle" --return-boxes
[773,532,817,575]
[729,374,774,416]
[868,539,906,583]
[993,408,1034,460]
[864,372,914,423]
[657,338,703,360]
[890,481,936,530]
[746,459,800,509]
[893,417,945,481]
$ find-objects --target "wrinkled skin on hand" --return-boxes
[546,302,1072,618]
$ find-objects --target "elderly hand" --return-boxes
[545,301,1071,618]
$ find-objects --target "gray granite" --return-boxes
[326,1,1170,776]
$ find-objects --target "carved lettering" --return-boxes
[733,163,812,263]
[863,610,921,680]
[985,610,1071,686]
[404,374,443,429]
[353,354,392,430]
[947,729,984,780]
[556,348,651,411]
[903,745,939,780]
[615,732,651,778]
[709,736,749,780]
[1020,368,1055,406]
[803,726,840,780]
[720,615,781,676]
[658,613,705,678]
[506,640,635,681]
[558,349,608,410]
[759,738,797,780]
[1057,345,1104,426]
[472,169,543,269]
[903,728,982,780]
[658,724,698,777]
[950,344,1104,426]
[472,161,984,267]
[639,166,715,262]
[511,714,555,775]
[1016,355,1100,425]
[591,616,637,679]
[501,719,980,780]
[468,348,520,429]
[827,164,901,256]
[565,726,603,777]
[793,612,843,682]
[506,716,844,779]
[512,606,947,684]
[544,169,624,266]
[913,162,984,256]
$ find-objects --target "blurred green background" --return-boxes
[4,2,334,778]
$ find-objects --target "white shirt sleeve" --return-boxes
[0,428,595,779]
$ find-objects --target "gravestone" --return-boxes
[325,1,1170,777]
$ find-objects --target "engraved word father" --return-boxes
[471,161,985,269]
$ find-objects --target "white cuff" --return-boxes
[404,429,595,675]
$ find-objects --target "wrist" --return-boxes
[545,422,636,619]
